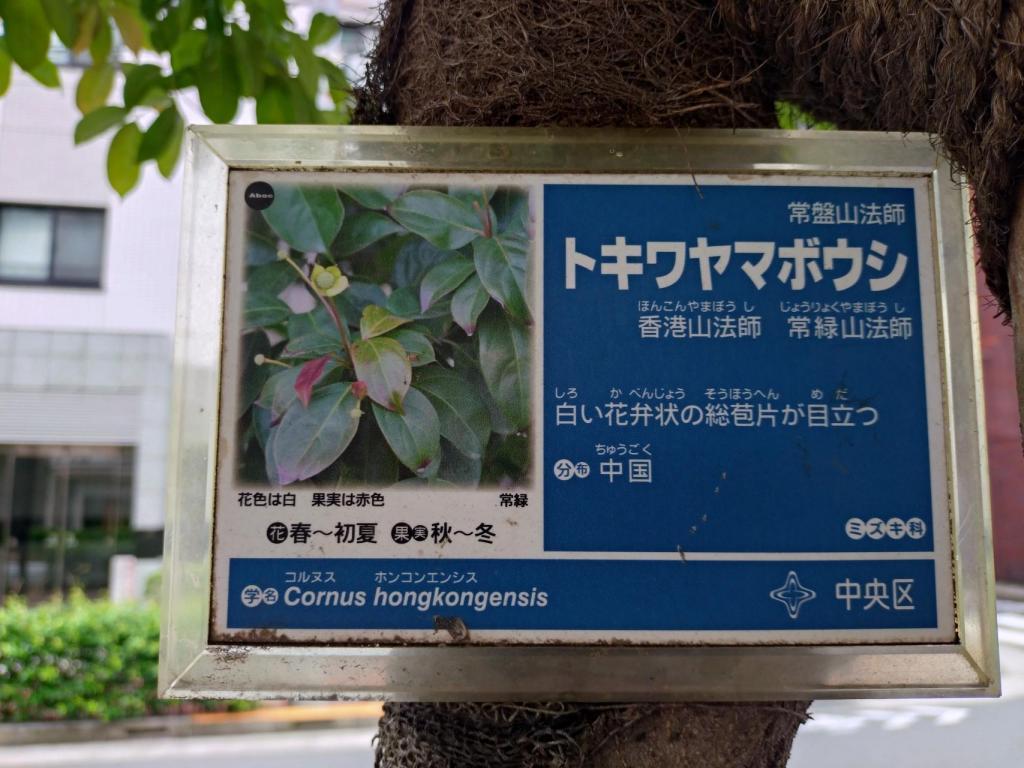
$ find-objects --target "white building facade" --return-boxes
[0,6,377,599]
[0,65,180,597]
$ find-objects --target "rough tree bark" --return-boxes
[373,701,811,767]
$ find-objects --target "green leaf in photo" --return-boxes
[247,260,295,297]
[263,424,282,484]
[477,305,530,430]
[385,286,451,322]
[419,255,474,312]
[247,233,278,266]
[351,336,411,411]
[473,235,530,322]
[340,186,402,210]
[450,274,490,336]
[339,410,401,485]
[388,328,435,368]
[360,305,410,340]
[389,190,484,250]
[258,365,304,420]
[336,281,389,327]
[335,211,404,257]
[414,364,491,459]
[347,238,400,285]
[107,122,143,196]
[346,281,390,308]
[448,341,512,436]
[390,237,451,289]
[437,440,482,487]
[450,187,495,209]
[391,477,456,488]
[481,431,531,485]
[373,388,441,476]
[263,185,344,252]
[244,291,290,330]
[271,383,360,484]
[252,402,274,452]
[492,187,530,234]
[284,306,343,359]
[385,286,420,319]
[241,331,273,410]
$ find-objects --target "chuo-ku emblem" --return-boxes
[770,571,817,619]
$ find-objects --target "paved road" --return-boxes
[4,605,1023,768]
[790,604,1024,768]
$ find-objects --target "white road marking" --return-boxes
[998,627,1024,648]
[997,612,1024,631]
[803,704,970,734]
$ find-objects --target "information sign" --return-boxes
[160,128,998,700]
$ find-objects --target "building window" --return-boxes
[48,40,94,69]
[0,445,161,600]
[0,205,105,288]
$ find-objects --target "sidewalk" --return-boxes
[0,702,383,747]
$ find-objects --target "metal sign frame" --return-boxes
[159,126,998,701]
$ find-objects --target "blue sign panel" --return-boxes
[543,183,932,555]
[220,174,950,643]
[228,557,936,631]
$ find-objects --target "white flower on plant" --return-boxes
[311,264,349,297]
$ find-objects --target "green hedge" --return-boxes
[0,592,253,722]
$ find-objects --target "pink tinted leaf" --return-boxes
[294,355,331,407]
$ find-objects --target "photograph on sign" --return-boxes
[212,168,953,647]
[234,182,532,491]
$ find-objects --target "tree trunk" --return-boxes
[374,701,811,768]
[357,1,1024,764]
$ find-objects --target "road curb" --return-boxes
[0,702,382,747]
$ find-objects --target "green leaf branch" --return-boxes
[0,0,353,195]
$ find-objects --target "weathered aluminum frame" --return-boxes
[159,126,998,701]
